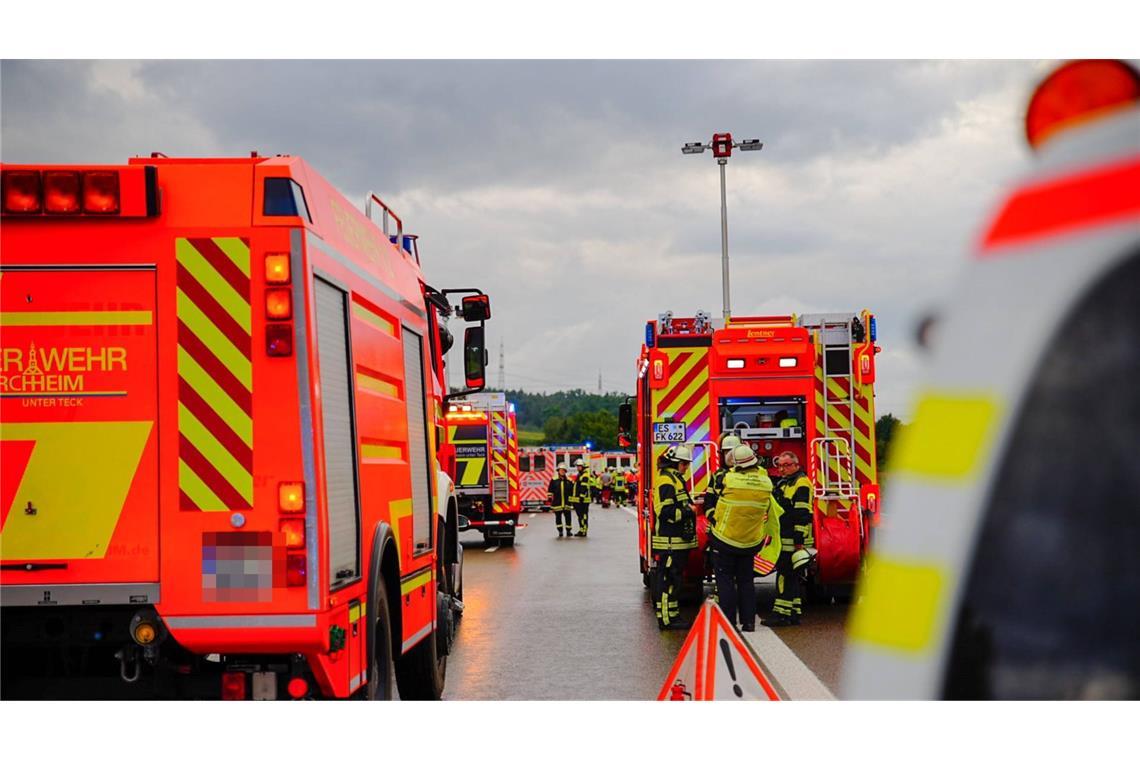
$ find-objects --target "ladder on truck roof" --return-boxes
[799,313,862,535]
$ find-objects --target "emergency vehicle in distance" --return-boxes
[843,60,1140,699]
[519,446,556,511]
[620,309,881,593]
[445,392,521,545]
[0,153,492,700]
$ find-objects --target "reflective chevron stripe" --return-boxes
[176,237,253,511]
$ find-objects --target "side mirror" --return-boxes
[464,325,487,389]
[457,514,472,532]
[617,402,632,436]
[461,294,491,322]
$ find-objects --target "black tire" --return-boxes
[394,532,448,700]
[365,578,396,700]
[501,536,515,548]
[642,571,652,589]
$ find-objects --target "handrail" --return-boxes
[365,192,403,251]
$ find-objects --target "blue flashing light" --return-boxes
[585,441,593,449]
[869,316,877,343]
[645,322,655,348]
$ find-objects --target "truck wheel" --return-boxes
[642,571,651,589]
[501,536,515,548]
[366,579,396,700]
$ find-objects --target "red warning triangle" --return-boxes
[657,598,781,701]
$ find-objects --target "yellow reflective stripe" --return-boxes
[0,310,153,327]
[387,498,413,552]
[400,570,432,596]
[849,555,946,653]
[361,444,402,460]
[892,392,1000,480]
[348,604,364,623]
[177,346,253,446]
[178,402,252,503]
[352,302,395,336]
[212,237,252,278]
[356,373,398,398]
[176,290,253,390]
[178,459,231,513]
[176,239,252,334]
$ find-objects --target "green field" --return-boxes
[518,427,545,446]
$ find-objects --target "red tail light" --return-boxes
[2,170,42,213]
[221,672,247,700]
[286,553,307,587]
[1026,60,1140,150]
[266,323,293,356]
[43,171,81,214]
[82,170,120,214]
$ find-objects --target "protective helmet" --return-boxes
[732,444,758,469]
[791,547,818,580]
[574,458,585,467]
[557,463,568,472]
[664,445,694,463]
[720,435,742,466]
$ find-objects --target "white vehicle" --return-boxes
[842,60,1140,699]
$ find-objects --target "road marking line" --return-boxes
[484,545,499,553]
[740,626,835,700]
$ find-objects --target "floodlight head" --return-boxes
[738,139,764,152]
[681,142,706,155]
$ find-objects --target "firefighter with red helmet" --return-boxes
[652,445,698,629]
[570,458,593,537]
[548,463,574,537]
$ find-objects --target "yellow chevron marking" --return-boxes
[893,392,999,480]
[1,422,153,560]
[356,373,399,399]
[176,239,251,334]
[352,302,396,336]
[178,403,252,503]
[179,459,231,513]
[825,376,850,401]
[653,350,701,418]
[849,555,946,653]
[213,237,252,278]
[0,310,153,327]
[177,347,252,447]
[176,290,253,390]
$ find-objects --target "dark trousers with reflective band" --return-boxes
[554,509,573,531]
[711,541,759,628]
[573,502,589,534]
[773,552,803,619]
[652,549,688,627]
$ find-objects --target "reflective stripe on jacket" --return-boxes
[774,471,814,548]
[653,466,697,550]
[548,475,573,509]
[570,470,593,503]
[710,466,780,552]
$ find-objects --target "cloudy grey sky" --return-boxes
[1,60,1051,417]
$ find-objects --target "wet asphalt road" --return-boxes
[442,504,850,700]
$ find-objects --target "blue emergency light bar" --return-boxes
[870,316,877,342]
[645,322,655,348]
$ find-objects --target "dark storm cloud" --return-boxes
[1,59,1045,415]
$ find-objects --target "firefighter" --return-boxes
[765,452,814,626]
[570,458,593,537]
[708,445,782,631]
[548,463,574,537]
[652,445,698,629]
[614,467,629,506]
[703,433,742,525]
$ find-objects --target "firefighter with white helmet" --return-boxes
[652,444,698,629]
[547,462,574,537]
[703,433,742,526]
[708,444,782,631]
[569,458,593,537]
[766,451,815,627]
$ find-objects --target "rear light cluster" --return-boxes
[279,482,307,587]
[3,169,130,215]
[264,253,294,356]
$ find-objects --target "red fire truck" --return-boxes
[620,309,881,593]
[0,154,491,700]
[445,392,521,545]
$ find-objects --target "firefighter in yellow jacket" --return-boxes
[547,463,574,538]
[765,452,813,626]
[569,458,593,537]
[652,445,698,629]
[707,444,782,631]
